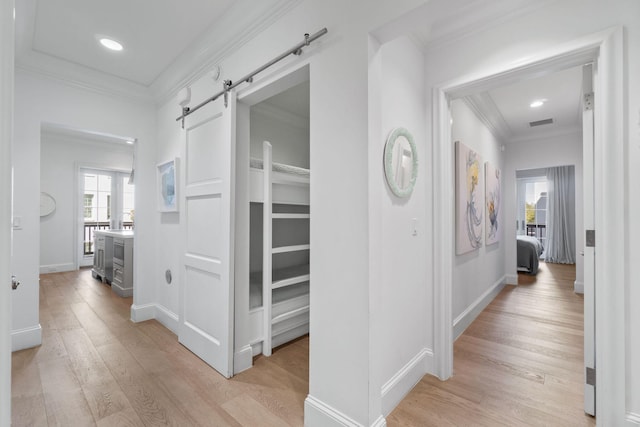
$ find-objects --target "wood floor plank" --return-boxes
[221,394,290,427]
[389,262,595,426]
[13,262,592,426]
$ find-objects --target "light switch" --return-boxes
[12,216,22,230]
[412,218,418,236]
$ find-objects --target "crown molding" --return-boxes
[462,92,511,143]
[421,0,560,53]
[252,102,308,130]
[150,0,303,104]
[15,56,153,105]
[14,0,301,107]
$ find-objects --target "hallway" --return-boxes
[12,263,594,425]
[388,262,594,426]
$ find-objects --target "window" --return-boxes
[517,176,548,249]
[83,194,94,218]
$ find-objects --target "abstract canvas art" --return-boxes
[485,161,501,245]
[157,158,178,212]
[455,141,483,254]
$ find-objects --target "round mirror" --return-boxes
[384,127,418,198]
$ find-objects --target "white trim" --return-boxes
[233,345,253,374]
[304,395,363,427]
[627,412,640,424]
[574,280,584,294]
[152,0,302,103]
[130,303,155,323]
[432,86,454,380]
[130,303,179,334]
[381,348,434,417]
[453,276,506,341]
[11,324,42,352]
[433,27,620,390]
[505,273,518,285]
[370,416,386,427]
[1,3,14,425]
[39,263,75,274]
[593,26,626,425]
[154,304,179,334]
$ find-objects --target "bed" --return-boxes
[248,141,310,357]
[517,235,544,274]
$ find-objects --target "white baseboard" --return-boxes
[505,273,518,285]
[130,303,155,323]
[234,345,253,375]
[11,324,42,351]
[574,280,584,294]
[627,412,640,424]
[381,348,433,416]
[39,263,75,274]
[453,275,506,341]
[155,304,179,334]
[304,395,363,427]
[371,416,386,427]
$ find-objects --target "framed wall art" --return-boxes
[455,141,483,254]
[485,161,501,245]
[157,158,178,212]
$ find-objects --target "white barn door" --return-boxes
[179,93,236,378]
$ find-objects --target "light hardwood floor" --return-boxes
[12,263,593,426]
[12,269,308,426]
[388,262,595,426]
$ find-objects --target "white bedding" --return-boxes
[250,158,310,177]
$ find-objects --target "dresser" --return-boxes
[92,230,134,297]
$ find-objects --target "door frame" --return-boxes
[0,0,14,424]
[232,62,311,374]
[432,27,626,424]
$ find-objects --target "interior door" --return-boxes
[179,92,236,378]
[582,64,595,416]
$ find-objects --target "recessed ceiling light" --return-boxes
[530,99,545,108]
[99,38,123,51]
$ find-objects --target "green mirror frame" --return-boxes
[383,127,418,198]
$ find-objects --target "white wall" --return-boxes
[503,132,583,289]
[12,69,156,350]
[151,1,425,425]
[250,101,309,168]
[369,35,431,416]
[421,0,640,421]
[450,99,505,333]
[39,134,133,272]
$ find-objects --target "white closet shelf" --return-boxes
[272,213,310,220]
[272,305,310,325]
[271,264,310,289]
[272,244,310,254]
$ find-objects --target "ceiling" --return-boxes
[14,0,300,99]
[463,66,584,143]
[262,81,310,119]
[29,0,234,86]
[14,0,582,132]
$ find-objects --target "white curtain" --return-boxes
[544,165,576,264]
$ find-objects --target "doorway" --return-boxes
[78,168,135,268]
[233,64,311,377]
[38,126,135,274]
[432,33,622,418]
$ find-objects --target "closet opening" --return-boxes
[234,65,311,383]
